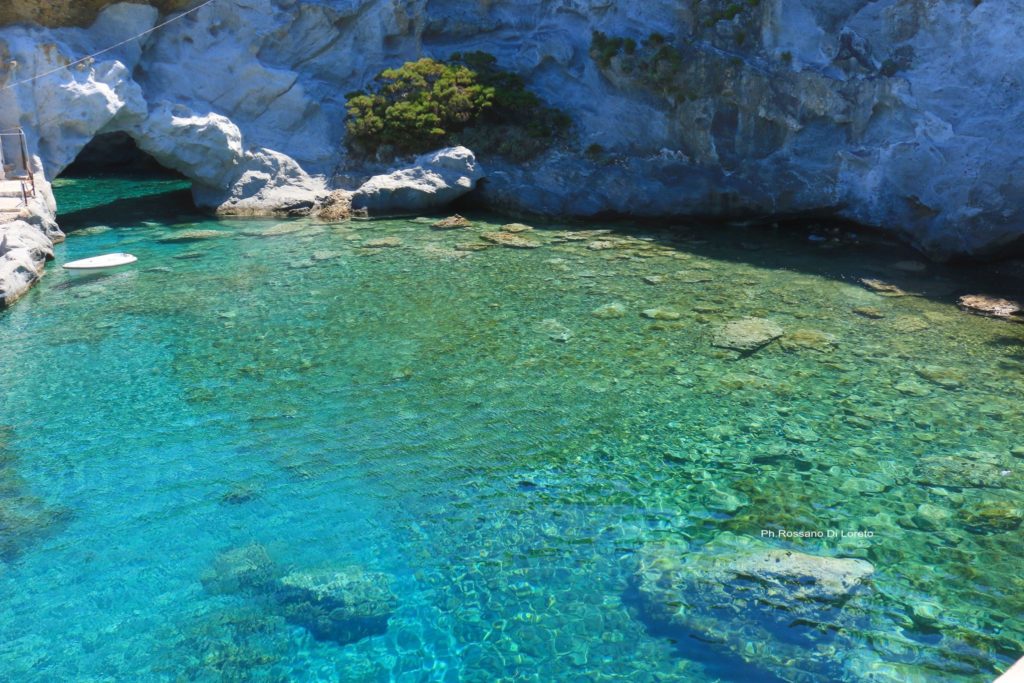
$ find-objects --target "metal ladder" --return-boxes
[0,127,36,206]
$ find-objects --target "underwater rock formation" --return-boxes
[274,568,398,645]
[633,534,874,680]
[712,317,784,353]
[202,545,398,646]
[0,427,71,561]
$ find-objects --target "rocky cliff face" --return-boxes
[0,1,190,29]
[0,0,1021,260]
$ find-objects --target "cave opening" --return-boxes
[55,132,199,230]
[61,132,183,178]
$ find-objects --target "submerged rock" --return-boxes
[274,568,397,644]
[242,223,309,238]
[157,229,224,243]
[914,365,965,390]
[310,250,343,262]
[891,316,931,333]
[202,545,277,595]
[641,308,681,321]
[200,546,398,646]
[958,500,1024,534]
[480,231,540,249]
[780,329,837,353]
[500,223,533,233]
[957,294,1022,321]
[0,432,71,561]
[634,536,873,680]
[712,318,783,353]
[912,503,952,531]
[432,214,472,230]
[853,306,885,319]
[591,302,627,319]
[728,550,873,603]
[859,278,912,297]
[362,237,403,249]
[783,423,821,444]
[914,451,1018,489]
[537,318,573,342]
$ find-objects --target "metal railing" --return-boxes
[0,127,36,201]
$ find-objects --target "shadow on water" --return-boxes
[57,186,202,232]
[51,270,139,291]
[50,171,1024,318]
[451,196,1024,313]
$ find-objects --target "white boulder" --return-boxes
[132,103,245,188]
[193,148,328,216]
[351,147,484,214]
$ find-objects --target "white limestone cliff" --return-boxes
[0,0,1021,284]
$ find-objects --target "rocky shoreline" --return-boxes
[3,1,1024,306]
[0,177,62,308]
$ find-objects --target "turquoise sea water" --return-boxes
[0,176,1022,681]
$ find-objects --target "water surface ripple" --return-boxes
[0,177,1021,681]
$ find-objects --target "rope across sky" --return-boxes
[0,0,218,92]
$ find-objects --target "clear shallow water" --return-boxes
[0,177,1022,681]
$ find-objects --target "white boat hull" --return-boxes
[63,253,138,271]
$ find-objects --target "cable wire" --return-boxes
[0,0,218,92]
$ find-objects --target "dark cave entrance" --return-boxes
[61,131,185,178]
[55,132,200,230]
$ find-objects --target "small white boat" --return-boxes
[63,253,138,271]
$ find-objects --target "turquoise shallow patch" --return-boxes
[0,177,1021,681]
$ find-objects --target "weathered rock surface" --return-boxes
[958,295,1023,321]
[2,0,1024,311]
[352,147,483,214]
[712,318,784,353]
[480,231,539,249]
[432,214,472,230]
[0,183,62,308]
[313,190,353,221]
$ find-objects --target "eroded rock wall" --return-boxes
[0,0,1021,261]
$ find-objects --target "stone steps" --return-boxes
[0,195,24,217]
[0,180,29,199]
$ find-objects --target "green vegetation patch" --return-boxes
[345,53,570,162]
[590,32,685,95]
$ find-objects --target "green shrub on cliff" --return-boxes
[345,53,570,161]
[590,32,684,95]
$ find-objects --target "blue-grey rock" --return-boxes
[352,147,483,214]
